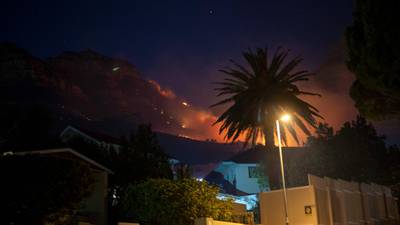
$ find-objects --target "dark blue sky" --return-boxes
[14,0,399,144]
[1,0,353,107]
[5,0,400,145]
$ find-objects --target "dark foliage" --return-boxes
[0,154,94,225]
[111,124,173,189]
[62,124,173,224]
[346,0,400,119]
[120,179,233,225]
[212,47,322,149]
[287,116,400,196]
[212,47,322,190]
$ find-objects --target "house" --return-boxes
[60,126,122,151]
[213,161,267,194]
[205,146,307,209]
[206,149,271,196]
[15,148,113,225]
[59,126,239,179]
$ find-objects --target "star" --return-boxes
[209,9,214,15]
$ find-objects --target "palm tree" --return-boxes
[212,47,323,149]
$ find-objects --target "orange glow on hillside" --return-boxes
[148,79,176,99]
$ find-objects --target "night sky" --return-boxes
[2,0,352,105]
[3,0,398,144]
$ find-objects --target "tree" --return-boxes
[212,47,322,149]
[111,124,172,189]
[212,48,323,189]
[346,0,400,119]
[120,179,233,225]
[0,154,94,225]
[61,124,172,224]
[286,116,398,192]
[108,124,173,224]
[385,145,400,196]
[174,163,193,180]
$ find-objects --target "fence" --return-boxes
[260,174,399,225]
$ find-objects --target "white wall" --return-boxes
[235,163,261,194]
[214,162,264,194]
[214,161,236,183]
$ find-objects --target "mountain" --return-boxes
[1,42,177,127]
[0,43,209,136]
[0,42,241,164]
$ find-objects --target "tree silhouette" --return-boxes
[346,0,400,119]
[287,116,398,193]
[212,47,322,149]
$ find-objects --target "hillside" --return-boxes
[0,42,241,165]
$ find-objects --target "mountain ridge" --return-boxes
[0,42,242,164]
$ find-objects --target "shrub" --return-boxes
[120,178,233,225]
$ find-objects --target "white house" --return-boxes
[205,159,266,210]
[213,161,268,194]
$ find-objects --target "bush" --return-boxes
[120,178,233,225]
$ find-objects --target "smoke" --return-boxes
[148,79,177,99]
[149,40,359,145]
[303,39,358,130]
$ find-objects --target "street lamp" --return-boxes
[276,114,290,225]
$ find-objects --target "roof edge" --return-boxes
[13,148,114,174]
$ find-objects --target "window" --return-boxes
[248,166,258,178]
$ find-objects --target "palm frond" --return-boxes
[211,47,323,147]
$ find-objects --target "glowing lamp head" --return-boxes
[280,114,291,122]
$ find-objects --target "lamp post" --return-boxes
[276,114,290,225]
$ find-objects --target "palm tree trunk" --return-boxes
[263,121,275,150]
[263,121,281,190]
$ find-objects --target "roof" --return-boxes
[228,146,307,164]
[62,126,246,165]
[14,148,113,174]
[191,163,219,179]
[77,127,123,145]
[61,126,123,145]
[156,132,243,164]
[205,171,249,196]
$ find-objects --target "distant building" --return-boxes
[205,149,270,196]
[205,146,307,209]
[215,161,268,194]
[15,148,113,225]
